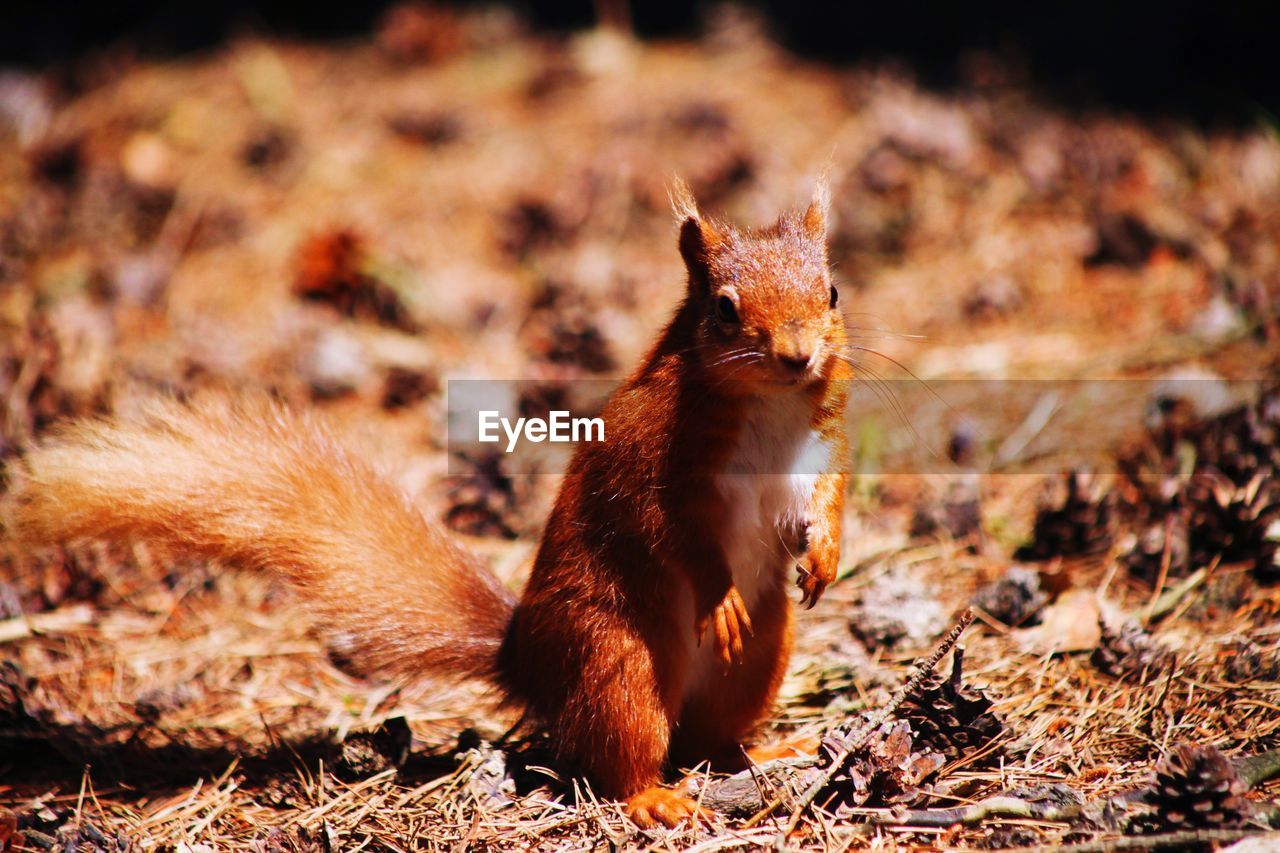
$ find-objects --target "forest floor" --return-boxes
[1,4,1279,850]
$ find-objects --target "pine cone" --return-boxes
[971,565,1048,627]
[1119,387,1280,582]
[1123,515,1190,582]
[292,228,416,332]
[820,719,944,813]
[1134,745,1251,832]
[909,478,982,542]
[521,282,615,374]
[900,648,1006,765]
[1091,619,1172,681]
[1190,388,1280,487]
[1018,471,1114,560]
[1138,389,1280,487]
[1223,641,1280,682]
[442,451,523,539]
[1185,470,1280,578]
[337,717,412,779]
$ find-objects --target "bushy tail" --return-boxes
[7,395,516,685]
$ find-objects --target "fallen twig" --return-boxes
[853,791,1082,828]
[1145,566,1208,623]
[700,756,819,820]
[768,608,975,846]
[994,391,1061,468]
[853,747,1280,835]
[1014,828,1270,852]
[1236,747,1280,789]
[0,605,95,644]
[1143,514,1177,625]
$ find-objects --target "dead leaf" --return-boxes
[1013,588,1102,654]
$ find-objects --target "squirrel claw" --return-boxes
[710,586,751,667]
[796,561,829,609]
[694,613,708,645]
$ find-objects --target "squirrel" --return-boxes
[7,177,851,829]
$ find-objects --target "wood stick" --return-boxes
[769,607,975,846]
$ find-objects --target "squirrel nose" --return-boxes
[778,352,812,374]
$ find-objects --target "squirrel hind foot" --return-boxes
[624,787,710,830]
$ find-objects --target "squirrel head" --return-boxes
[671,177,843,391]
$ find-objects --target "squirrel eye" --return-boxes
[715,294,740,327]
[829,284,839,309]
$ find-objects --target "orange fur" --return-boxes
[9,395,514,684]
[501,178,849,823]
[7,180,850,829]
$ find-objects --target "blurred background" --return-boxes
[2,3,1280,848]
[3,0,1278,491]
[7,0,1280,120]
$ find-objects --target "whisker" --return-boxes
[713,354,765,388]
[666,340,752,361]
[709,351,764,369]
[838,355,910,428]
[778,527,803,568]
[845,327,927,343]
[838,310,927,342]
[844,345,955,415]
[837,354,939,458]
[712,346,757,360]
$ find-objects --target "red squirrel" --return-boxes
[8,178,850,829]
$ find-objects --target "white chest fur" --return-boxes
[714,395,828,607]
[681,394,830,701]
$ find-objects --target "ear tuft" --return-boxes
[669,175,700,223]
[802,174,831,241]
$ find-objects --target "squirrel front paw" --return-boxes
[796,549,836,609]
[696,585,753,667]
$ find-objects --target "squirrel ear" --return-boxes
[802,175,831,242]
[672,177,722,287]
[678,215,722,282]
